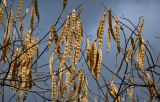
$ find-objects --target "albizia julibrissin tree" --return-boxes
[0,0,160,102]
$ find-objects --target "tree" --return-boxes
[0,0,160,102]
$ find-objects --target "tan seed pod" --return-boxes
[97,12,106,49]
[91,41,98,74]
[0,7,4,24]
[95,49,102,80]
[114,16,120,53]
[47,29,52,49]
[51,72,57,101]
[125,47,133,62]
[49,52,54,75]
[30,4,35,31]
[108,8,115,40]
[107,27,111,53]
[34,0,40,24]
[15,0,24,22]
[54,16,70,53]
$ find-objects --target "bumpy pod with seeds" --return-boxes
[86,38,91,66]
[125,47,133,62]
[137,17,144,40]
[68,9,76,60]
[95,49,102,80]
[54,16,70,53]
[47,27,53,49]
[15,0,24,22]
[49,52,54,75]
[90,41,98,74]
[51,72,57,101]
[30,4,35,31]
[82,78,88,102]
[108,8,115,40]
[71,16,82,72]
[107,83,121,102]
[97,12,106,49]
[107,27,111,53]
[63,69,82,94]
[114,16,120,53]
[0,7,4,24]
[137,39,145,70]
[1,11,13,64]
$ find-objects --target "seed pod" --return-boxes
[0,7,4,24]
[114,16,120,53]
[91,41,98,74]
[137,17,144,40]
[15,0,24,22]
[63,0,68,9]
[71,16,82,72]
[68,9,76,60]
[125,47,133,62]
[107,27,111,53]
[97,12,106,49]
[94,49,102,80]
[49,52,54,75]
[107,83,121,102]
[30,4,35,31]
[131,37,135,50]
[82,78,88,102]
[137,39,145,70]
[54,16,70,53]
[51,72,57,101]
[47,28,52,49]
[108,8,115,40]
[34,0,40,24]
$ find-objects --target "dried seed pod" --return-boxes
[107,83,121,102]
[54,16,70,53]
[137,39,145,70]
[51,72,57,101]
[114,16,120,53]
[49,52,54,75]
[0,7,4,24]
[15,0,24,22]
[82,78,88,102]
[125,47,133,62]
[131,37,135,50]
[107,27,111,53]
[94,49,102,80]
[30,4,35,31]
[68,9,76,60]
[1,11,13,64]
[91,41,98,74]
[137,17,144,40]
[108,8,115,40]
[47,28,52,49]
[71,16,82,72]
[34,0,40,24]
[97,12,106,49]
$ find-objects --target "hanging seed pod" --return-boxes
[15,0,24,22]
[91,41,98,74]
[51,72,57,101]
[68,9,76,60]
[0,7,4,24]
[94,49,102,80]
[107,27,111,53]
[108,8,115,40]
[97,12,106,49]
[30,4,35,31]
[114,16,120,53]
